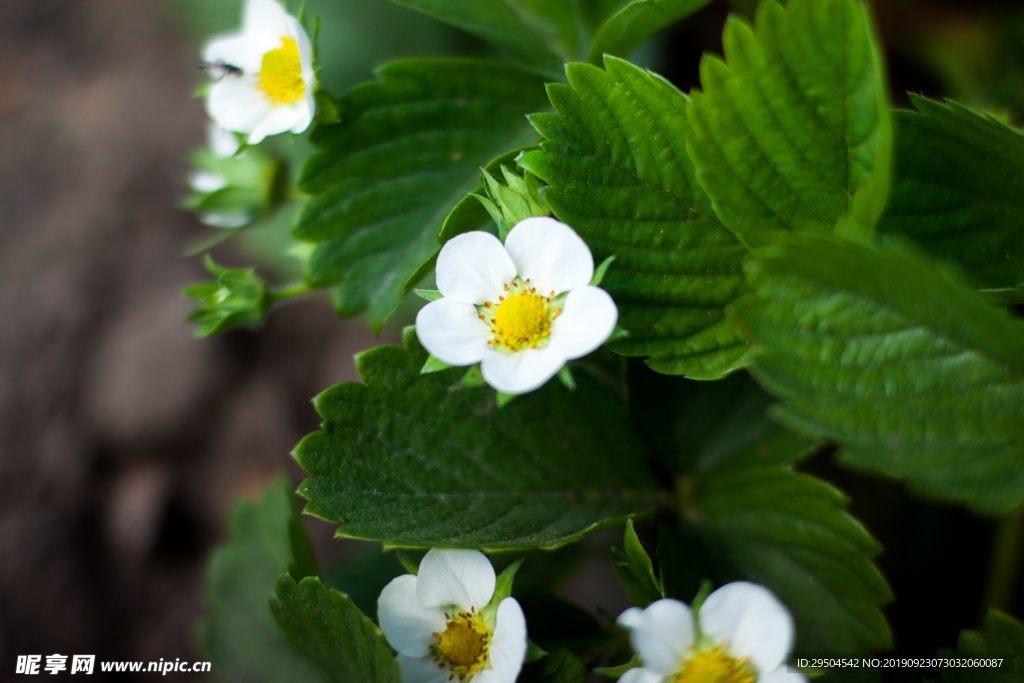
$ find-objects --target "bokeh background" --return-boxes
[2,0,1022,679]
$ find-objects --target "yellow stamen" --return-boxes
[257,37,305,105]
[431,611,491,681]
[491,290,550,352]
[674,645,756,683]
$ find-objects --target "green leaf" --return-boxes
[293,329,660,550]
[392,0,577,77]
[730,236,1024,513]
[519,649,587,683]
[518,57,751,379]
[612,519,663,607]
[942,611,1024,683]
[878,96,1024,290]
[656,378,891,654]
[272,575,401,683]
[296,59,549,329]
[589,0,714,62]
[199,478,330,683]
[687,0,893,247]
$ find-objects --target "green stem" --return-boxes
[983,505,1024,615]
[269,281,312,305]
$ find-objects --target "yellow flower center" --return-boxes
[257,37,305,105]
[431,609,491,681]
[674,645,756,683]
[481,279,561,353]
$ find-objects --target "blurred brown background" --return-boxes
[1,0,1022,680]
[0,0,381,671]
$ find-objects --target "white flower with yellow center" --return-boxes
[617,583,807,683]
[202,0,315,144]
[415,217,618,395]
[378,549,527,683]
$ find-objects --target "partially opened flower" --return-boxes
[201,0,315,144]
[378,549,527,683]
[416,217,618,395]
[617,582,806,683]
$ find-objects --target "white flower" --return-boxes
[188,124,249,228]
[415,217,618,395]
[202,0,315,144]
[617,583,807,683]
[378,549,527,683]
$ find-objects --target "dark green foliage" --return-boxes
[293,330,661,549]
[520,58,751,378]
[295,59,549,328]
[880,95,1024,289]
[731,236,1024,513]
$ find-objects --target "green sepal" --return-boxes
[396,552,420,576]
[590,256,615,287]
[482,558,524,621]
[496,391,517,408]
[612,519,663,608]
[185,255,270,337]
[524,640,548,664]
[481,165,551,232]
[184,145,282,229]
[450,365,487,392]
[557,365,576,392]
[413,288,444,302]
[594,656,640,678]
[420,354,451,374]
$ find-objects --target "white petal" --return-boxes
[478,599,527,683]
[287,15,316,84]
[417,548,496,610]
[289,95,315,134]
[759,667,808,683]
[189,170,227,193]
[198,213,249,229]
[206,75,272,136]
[202,33,261,73]
[504,217,593,296]
[415,299,490,366]
[436,232,515,304]
[246,103,307,144]
[479,346,566,395]
[242,0,292,52]
[618,668,665,683]
[698,582,794,674]
[378,575,447,657]
[395,654,451,683]
[617,600,693,676]
[207,124,240,158]
[549,286,618,360]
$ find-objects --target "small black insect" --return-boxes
[197,60,243,79]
